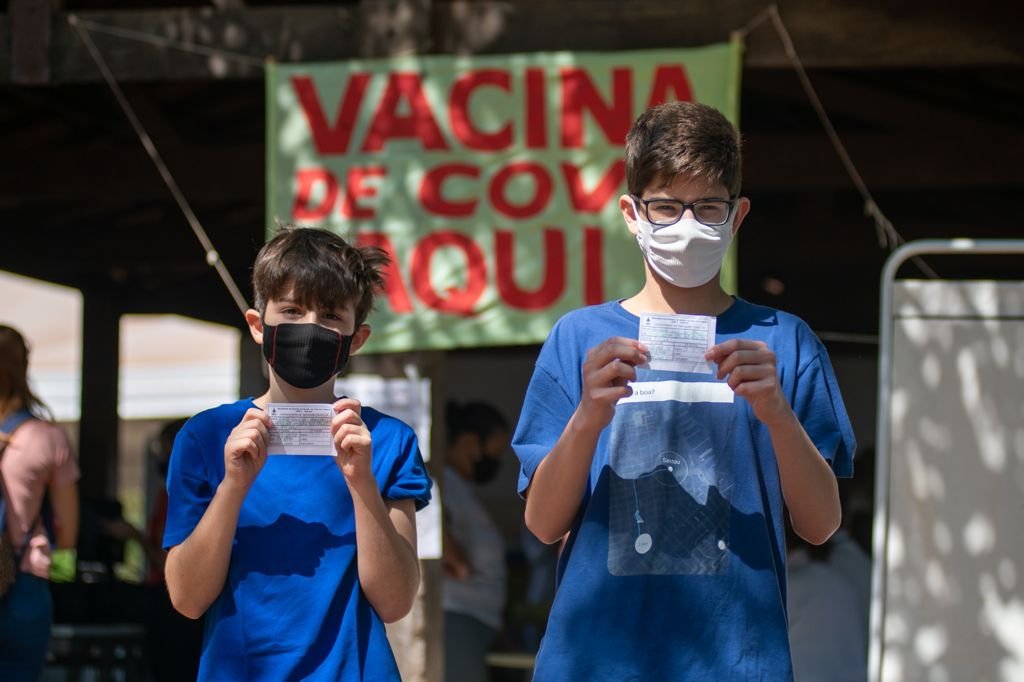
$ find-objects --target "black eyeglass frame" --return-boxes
[631,194,738,228]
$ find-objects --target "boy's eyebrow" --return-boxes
[644,193,730,201]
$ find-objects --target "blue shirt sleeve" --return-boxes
[793,337,857,478]
[377,422,432,511]
[512,360,578,498]
[163,420,216,549]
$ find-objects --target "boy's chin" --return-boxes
[275,376,337,392]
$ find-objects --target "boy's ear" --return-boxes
[731,197,752,236]
[349,324,372,354]
[245,309,264,345]
[619,194,640,236]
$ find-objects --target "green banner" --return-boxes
[267,42,742,352]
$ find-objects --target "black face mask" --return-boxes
[262,322,354,389]
[472,456,502,485]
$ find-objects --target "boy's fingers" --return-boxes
[726,364,762,388]
[589,385,633,403]
[588,338,648,369]
[592,359,637,386]
[715,349,776,378]
[706,338,768,360]
[243,408,272,426]
[333,398,362,415]
[332,409,364,429]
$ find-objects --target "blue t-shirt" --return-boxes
[164,398,432,681]
[512,299,855,681]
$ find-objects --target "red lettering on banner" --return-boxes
[419,163,480,217]
[561,160,625,213]
[292,168,339,221]
[362,73,449,152]
[450,70,513,151]
[583,226,605,305]
[495,228,566,310]
[489,162,553,219]
[339,166,387,219]
[290,74,371,155]
[525,68,547,149]
[358,226,605,315]
[560,67,633,148]
[410,231,486,315]
[355,232,414,314]
[648,65,695,107]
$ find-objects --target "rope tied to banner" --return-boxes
[736,4,938,279]
[71,16,266,69]
[69,14,252,317]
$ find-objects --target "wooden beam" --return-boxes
[9,0,50,83]
[0,143,263,202]
[743,130,1024,190]
[0,16,9,79]
[752,69,1020,139]
[1,1,1019,84]
[45,2,433,84]
[79,290,121,499]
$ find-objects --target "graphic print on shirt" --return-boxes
[607,372,736,576]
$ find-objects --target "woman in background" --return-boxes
[0,324,80,681]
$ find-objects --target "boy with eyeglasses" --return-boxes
[512,101,855,679]
[163,227,432,681]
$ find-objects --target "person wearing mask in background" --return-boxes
[0,324,80,681]
[442,401,510,682]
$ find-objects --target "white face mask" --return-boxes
[631,198,735,289]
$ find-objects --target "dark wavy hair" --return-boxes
[252,226,390,326]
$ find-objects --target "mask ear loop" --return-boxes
[260,314,279,368]
[336,330,354,364]
[630,196,644,224]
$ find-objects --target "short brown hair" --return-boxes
[252,227,389,327]
[625,101,742,196]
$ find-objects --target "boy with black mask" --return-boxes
[163,227,432,681]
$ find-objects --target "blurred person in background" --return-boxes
[786,514,867,682]
[0,324,80,681]
[101,417,203,681]
[442,401,511,682]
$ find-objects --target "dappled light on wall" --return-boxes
[879,280,1024,681]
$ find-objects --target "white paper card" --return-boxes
[638,313,716,374]
[267,402,335,456]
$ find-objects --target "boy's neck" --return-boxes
[623,275,734,317]
[254,376,337,408]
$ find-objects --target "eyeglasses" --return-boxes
[632,195,736,227]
